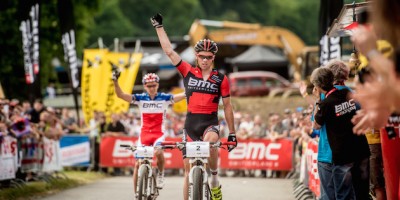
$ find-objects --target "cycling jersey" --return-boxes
[132,92,173,146]
[176,60,230,141]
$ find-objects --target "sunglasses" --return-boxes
[146,84,157,88]
[197,55,214,60]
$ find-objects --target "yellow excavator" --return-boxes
[188,19,319,81]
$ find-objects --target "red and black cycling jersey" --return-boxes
[176,60,230,115]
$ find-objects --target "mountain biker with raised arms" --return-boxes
[113,71,186,195]
[150,13,238,200]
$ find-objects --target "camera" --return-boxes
[357,8,369,25]
[385,126,397,140]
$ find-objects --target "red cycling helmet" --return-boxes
[194,39,218,54]
[142,73,160,84]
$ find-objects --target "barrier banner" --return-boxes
[20,136,43,173]
[60,135,90,166]
[81,49,108,124]
[42,138,62,172]
[220,138,293,170]
[380,114,400,200]
[0,136,18,181]
[306,140,320,198]
[100,136,184,168]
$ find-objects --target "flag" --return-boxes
[107,52,142,115]
[58,0,81,124]
[81,49,109,124]
[19,0,40,84]
[319,0,343,66]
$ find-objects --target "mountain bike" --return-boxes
[161,140,235,200]
[120,144,161,200]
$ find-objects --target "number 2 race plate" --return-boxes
[186,142,210,158]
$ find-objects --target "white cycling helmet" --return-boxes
[142,73,160,84]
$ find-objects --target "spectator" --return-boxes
[104,113,126,137]
[60,108,78,134]
[27,99,45,124]
[45,82,56,99]
[365,129,386,200]
[311,67,370,200]
[249,115,266,139]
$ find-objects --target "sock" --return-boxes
[158,170,164,177]
[210,169,219,188]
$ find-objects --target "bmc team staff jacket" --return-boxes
[132,92,173,135]
[176,60,230,115]
[314,89,370,165]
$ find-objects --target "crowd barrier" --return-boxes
[1,134,295,182]
[0,136,18,181]
[297,129,400,200]
[99,136,294,170]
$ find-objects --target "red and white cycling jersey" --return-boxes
[132,92,173,145]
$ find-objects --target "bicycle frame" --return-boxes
[120,145,159,200]
[160,140,235,200]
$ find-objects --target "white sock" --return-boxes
[158,170,164,177]
[210,169,219,188]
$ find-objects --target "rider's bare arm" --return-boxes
[222,97,235,133]
[113,80,133,103]
[155,27,181,66]
[173,92,186,103]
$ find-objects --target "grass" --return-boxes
[0,171,107,200]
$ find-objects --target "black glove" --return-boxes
[227,133,237,152]
[111,66,120,81]
[150,13,163,28]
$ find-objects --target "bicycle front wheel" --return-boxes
[192,167,203,200]
[138,166,149,200]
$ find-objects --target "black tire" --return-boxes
[192,167,203,200]
[138,167,149,200]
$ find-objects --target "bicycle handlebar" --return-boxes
[160,141,236,148]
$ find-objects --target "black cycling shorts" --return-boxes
[184,112,219,141]
[182,113,220,158]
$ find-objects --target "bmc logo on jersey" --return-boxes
[188,77,218,90]
[335,99,356,116]
[143,102,163,108]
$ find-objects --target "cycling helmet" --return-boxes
[142,73,160,84]
[194,39,218,54]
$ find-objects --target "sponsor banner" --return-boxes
[306,140,320,198]
[113,53,142,113]
[100,136,184,168]
[19,0,40,84]
[380,113,400,200]
[60,135,90,166]
[42,137,62,172]
[170,87,187,114]
[0,136,18,181]
[81,49,109,124]
[220,138,293,170]
[319,0,343,66]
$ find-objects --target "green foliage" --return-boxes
[0,0,338,99]
[0,1,100,99]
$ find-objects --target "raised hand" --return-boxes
[150,13,163,28]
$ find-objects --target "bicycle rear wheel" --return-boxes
[192,167,203,200]
[138,167,149,200]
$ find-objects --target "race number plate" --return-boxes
[186,142,210,158]
[134,146,154,157]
